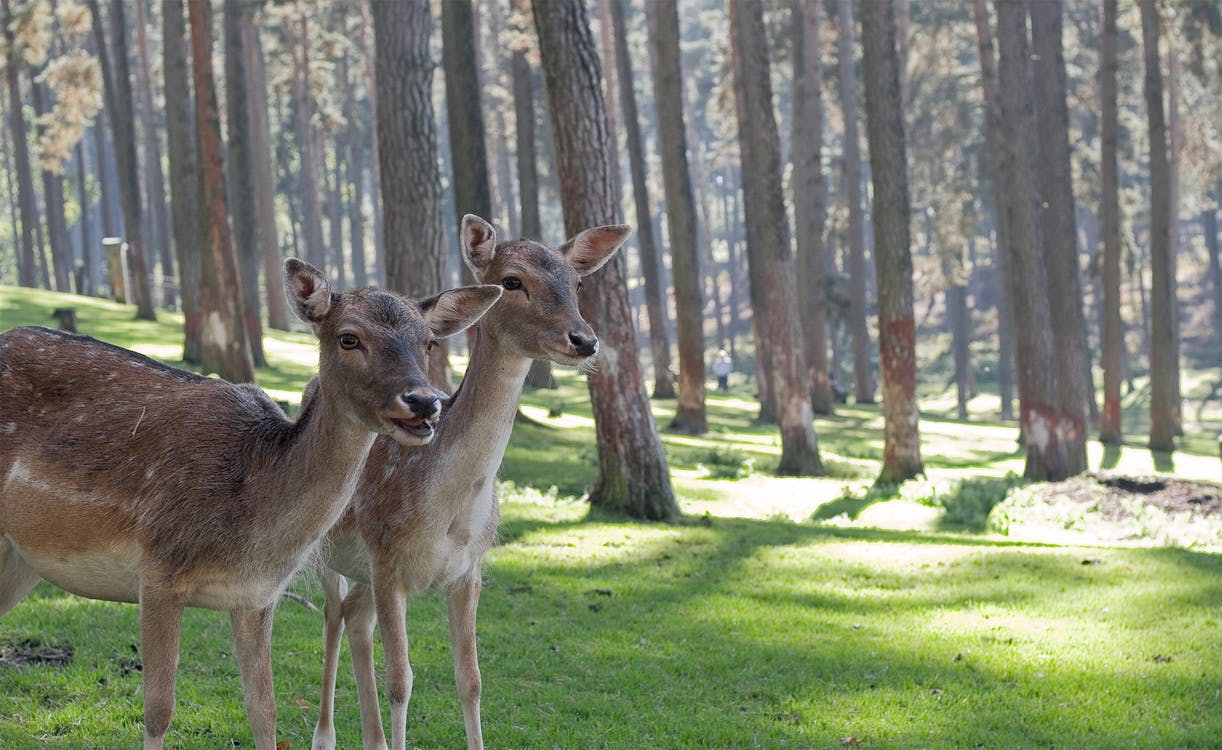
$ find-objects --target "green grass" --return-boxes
[3,286,1222,749]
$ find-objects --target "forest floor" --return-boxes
[2,286,1221,749]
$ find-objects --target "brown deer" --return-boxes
[310,216,627,750]
[0,258,502,750]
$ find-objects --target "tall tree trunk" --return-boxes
[188,0,255,382]
[347,133,369,288]
[244,19,288,330]
[609,0,674,400]
[836,0,874,404]
[791,0,833,414]
[91,0,157,320]
[374,0,450,389]
[994,0,1070,480]
[163,0,204,363]
[484,0,519,235]
[533,0,680,520]
[1030,0,1088,475]
[133,0,174,309]
[441,0,492,270]
[2,0,39,288]
[224,0,266,367]
[75,141,96,295]
[30,81,73,293]
[358,0,384,280]
[1099,0,1125,444]
[647,0,706,432]
[972,0,1015,422]
[326,140,346,288]
[512,1,555,390]
[92,114,120,237]
[1139,0,1179,451]
[1166,42,1183,431]
[730,0,823,477]
[1204,198,1222,358]
[289,12,327,273]
[860,0,922,485]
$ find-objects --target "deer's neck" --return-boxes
[428,327,532,484]
[255,384,375,562]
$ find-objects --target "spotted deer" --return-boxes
[0,259,502,750]
[310,215,627,750]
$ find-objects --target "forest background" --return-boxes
[0,0,1220,515]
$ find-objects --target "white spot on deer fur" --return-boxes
[3,421,15,433]
[1027,411,1052,452]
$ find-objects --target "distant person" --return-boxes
[712,349,733,391]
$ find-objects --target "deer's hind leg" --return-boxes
[231,605,278,750]
[0,540,40,618]
[312,567,348,750]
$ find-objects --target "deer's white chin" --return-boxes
[386,416,436,446]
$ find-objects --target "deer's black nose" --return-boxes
[569,332,598,357]
[401,391,442,418]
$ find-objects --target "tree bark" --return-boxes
[358,0,384,279]
[1099,0,1124,444]
[288,10,327,273]
[647,0,706,432]
[971,0,1014,422]
[2,0,40,288]
[532,0,679,520]
[75,141,96,294]
[243,18,289,330]
[860,0,923,485]
[994,0,1070,480]
[791,0,833,415]
[1139,0,1179,451]
[441,0,492,262]
[836,0,874,404]
[609,0,675,400]
[1030,0,1088,475]
[133,0,174,309]
[163,0,204,362]
[91,0,157,320]
[1204,198,1222,358]
[729,0,823,476]
[374,0,451,389]
[188,0,255,383]
[30,80,73,293]
[224,0,266,367]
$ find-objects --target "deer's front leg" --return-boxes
[139,583,185,750]
[312,569,348,750]
[373,565,412,750]
[231,606,278,750]
[447,576,484,750]
[344,581,388,750]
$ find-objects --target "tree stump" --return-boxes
[51,308,77,333]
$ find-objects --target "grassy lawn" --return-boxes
[2,287,1221,749]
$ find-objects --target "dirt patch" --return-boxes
[0,638,74,668]
[991,473,1222,549]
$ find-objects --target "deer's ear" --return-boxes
[418,285,503,339]
[461,214,498,276]
[559,224,630,277]
[284,258,333,323]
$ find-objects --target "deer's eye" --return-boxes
[502,276,522,291]
[426,339,438,353]
[339,333,360,350]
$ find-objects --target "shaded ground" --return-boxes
[0,639,73,668]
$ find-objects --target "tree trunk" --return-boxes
[791,0,833,415]
[836,0,874,404]
[91,0,157,320]
[224,0,266,367]
[484,0,519,235]
[347,116,369,289]
[441,0,492,263]
[163,0,204,363]
[289,12,327,274]
[971,0,1014,422]
[994,0,1070,480]
[133,0,174,309]
[2,0,39,289]
[374,0,451,389]
[326,140,346,288]
[1099,0,1125,444]
[1139,0,1179,451]
[1204,198,1222,358]
[93,113,121,237]
[1030,0,1088,475]
[243,19,289,330]
[647,0,706,433]
[30,80,73,293]
[608,0,674,400]
[1166,40,1183,432]
[75,141,96,295]
[860,0,922,485]
[532,0,679,520]
[729,0,823,477]
[188,0,255,383]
